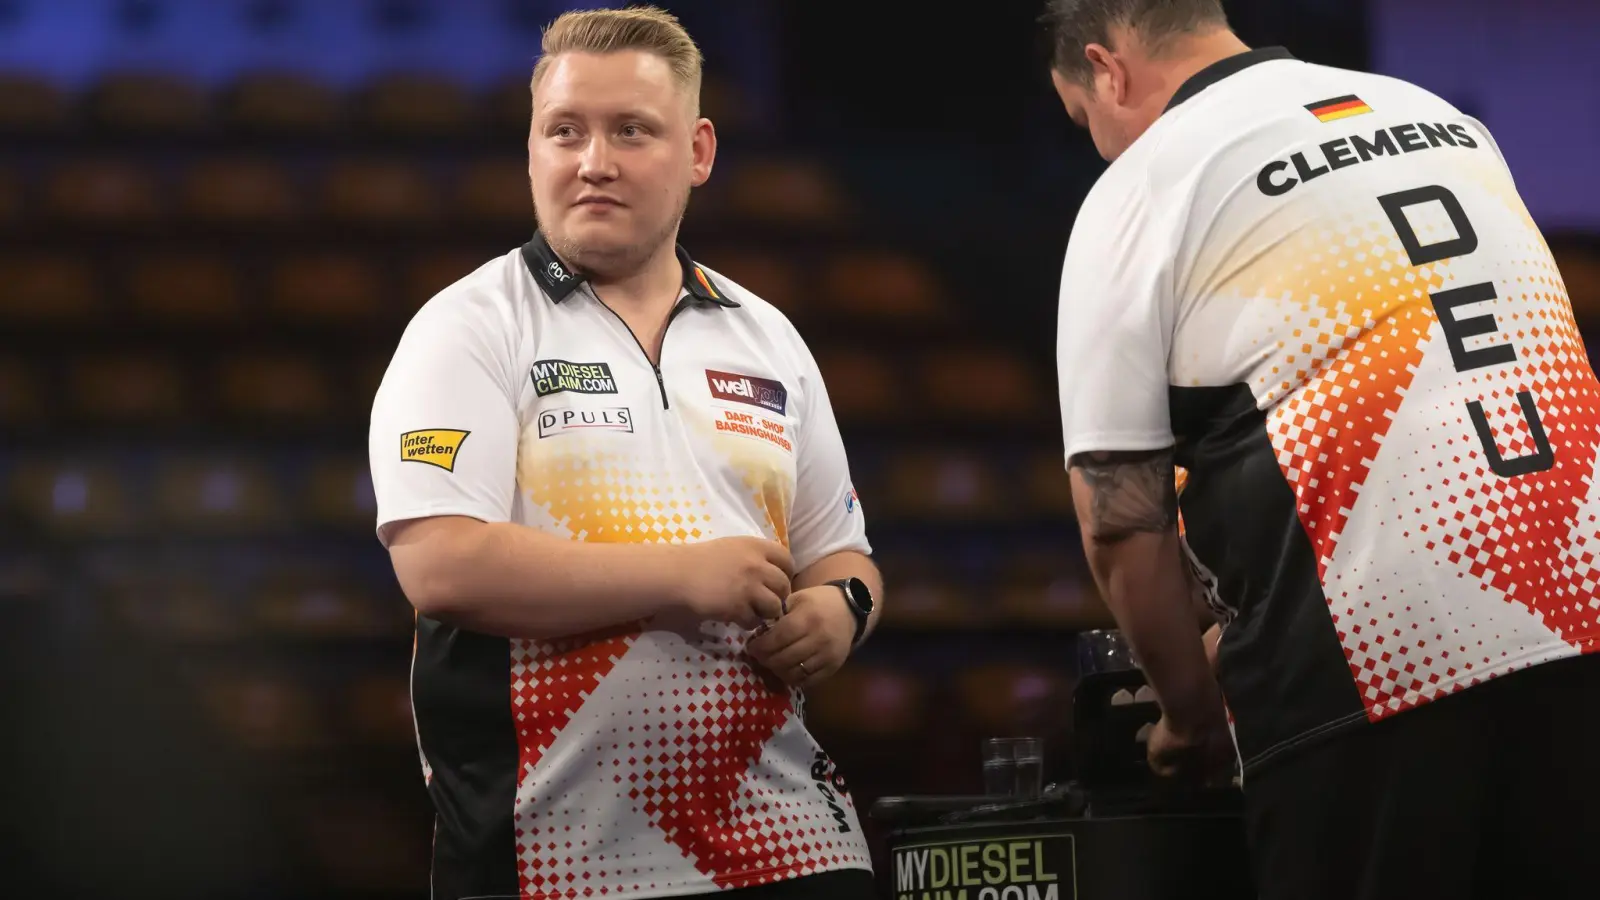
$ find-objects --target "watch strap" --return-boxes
[828,578,869,647]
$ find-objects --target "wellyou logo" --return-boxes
[400,429,470,472]
[705,369,787,415]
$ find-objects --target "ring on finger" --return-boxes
[797,661,809,678]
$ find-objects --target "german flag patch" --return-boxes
[1306,94,1373,123]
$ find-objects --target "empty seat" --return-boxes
[268,254,382,324]
[699,249,804,315]
[805,665,927,739]
[818,252,944,320]
[180,158,300,223]
[1553,244,1600,318]
[1023,451,1075,516]
[304,456,378,527]
[256,575,383,639]
[360,72,473,134]
[353,354,395,408]
[699,73,751,134]
[997,549,1111,629]
[876,580,974,630]
[405,251,483,313]
[322,160,437,224]
[998,578,1109,630]
[154,458,284,530]
[344,674,415,744]
[954,664,1074,737]
[216,354,334,419]
[810,348,904,421]
[199,674,324,750]
[920,349,1043,421]
[224,70,340,133]
[127,254,244,324]
[0,551,48,597]
[0,255,99,322]
[70,356,186,421]
[88,70,208,132]
[8,459,135,536]
[483,77,531,133]
[44,160,163,224]
[880,451,1006,520]
[725,159,850,225]
[0,165,21,224]
[115,577,242,642]
[0,359,39,424]
[297,792,432,891]
[0,72,69,131]
[457,157,530,223]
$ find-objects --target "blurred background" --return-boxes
[1,0,1596,897]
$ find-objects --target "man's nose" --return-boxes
[578,136,617,181]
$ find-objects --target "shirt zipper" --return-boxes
[593,292,690,411]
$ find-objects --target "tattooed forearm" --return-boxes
[1069,448,1178,545]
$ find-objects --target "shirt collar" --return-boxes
[520,230,740,308]
[1165,46,1296,113]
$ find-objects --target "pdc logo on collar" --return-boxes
[547,261,570,282]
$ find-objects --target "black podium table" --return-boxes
[883,812,1255,900]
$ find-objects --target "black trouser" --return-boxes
[1244,652,1600,900]
[683,869,878,900]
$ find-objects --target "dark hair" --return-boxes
[1042,0,1229,83]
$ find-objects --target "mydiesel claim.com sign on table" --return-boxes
[893,833,1076,900]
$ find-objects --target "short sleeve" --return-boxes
[786,339,871,573]
[1056,172,1178,465]
[367,293,521,547]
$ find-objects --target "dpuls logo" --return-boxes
[538,406,632,438]
[705,369,787,415]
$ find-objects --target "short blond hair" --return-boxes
[530,6,704,115]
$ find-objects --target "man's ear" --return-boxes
[1084,42,1127,106]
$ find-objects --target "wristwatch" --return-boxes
[826,577,874,647]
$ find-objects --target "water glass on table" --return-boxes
[981,736,1045,799]
[1075,628,1137,677]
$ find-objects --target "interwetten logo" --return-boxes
[399,429,470,472]
[705,369,787,415]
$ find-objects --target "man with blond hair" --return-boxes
[366,7,881,899]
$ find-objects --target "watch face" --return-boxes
[847,577,874,614]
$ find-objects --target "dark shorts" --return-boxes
[1243,652,1600,900]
